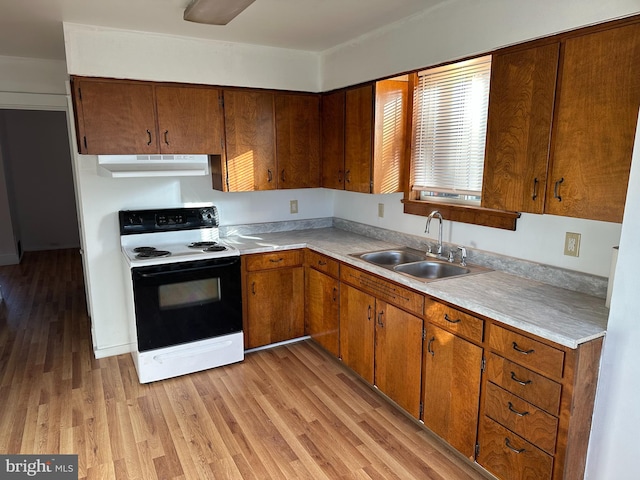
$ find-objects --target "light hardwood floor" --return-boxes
[0,250,488,479]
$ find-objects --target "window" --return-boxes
[410,55,492,204]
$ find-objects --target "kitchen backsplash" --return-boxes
[220,217,608,299]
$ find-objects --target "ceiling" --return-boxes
[0,0,443,61]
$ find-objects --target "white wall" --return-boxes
[63,23,321,92]
[335,192,621,278]
[0,55,68,95]
[321,0,640,90]
[586,114,640,479]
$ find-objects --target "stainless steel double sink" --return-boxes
[352,247,490,282]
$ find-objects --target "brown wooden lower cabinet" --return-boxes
[306,266,340,357]
[477,416,553,480]
[243,250,304,349]
[339,281,423,418]
[244,252,603,480]
[422,323,482,459]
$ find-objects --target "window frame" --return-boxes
[402,59,520,231]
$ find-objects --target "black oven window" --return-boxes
[158,278,221,309]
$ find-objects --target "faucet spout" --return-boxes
[425,210,444,255]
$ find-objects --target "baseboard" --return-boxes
[93,342,134,359]
[0,253,20,266]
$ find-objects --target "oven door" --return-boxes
[131,256,242,352]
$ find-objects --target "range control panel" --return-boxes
[119,207,218,235]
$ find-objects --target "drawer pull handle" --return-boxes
[510,371,532,386]
[367,305,372,321]
[444,313,461,324]
[508,402,530,417]
[553,177,564,202]
[512,342,535,355]
[377,310,384,328]
[269,258,284,263]
[146,129,153,146]
[318,260,327,266]
[505,437,526,454]
[427,336,435,356]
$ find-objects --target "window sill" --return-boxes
[402,199,520,230]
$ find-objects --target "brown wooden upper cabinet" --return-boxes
[482,20,640,223]
[71,77,224,155]
[275,93,321,189]
[223,89,277,191]
[322,77,408,194]
[222,89,320,191]
[482,43,559,214]
[546,22,640,223]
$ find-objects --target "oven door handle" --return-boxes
[137,260,238,278]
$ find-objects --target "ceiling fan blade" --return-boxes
[183,0,256,26]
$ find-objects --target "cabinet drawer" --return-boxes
[477,416,553,480]
[245,250,303,271]
[485,353,561,415]
[340,264,424,316]
[426,300,483,343]
[484,382,558,454]
[306,250,339,278]
[488,324,565,378]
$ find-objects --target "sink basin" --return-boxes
[359,249,425,267]
[352,246,491,282]
[393,261,470,279]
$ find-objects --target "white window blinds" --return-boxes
[411,55,491,198]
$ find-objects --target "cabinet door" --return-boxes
[155,86,224,154]
[547,23,640,222]
[223,90,277,191]
[339,283,375,383]
[422,324,482,459]
[275,93,321,189]
[482,43,559,213]
[306,268,340,357]
[374,301,423,419]
[73,80,158,154]
[246,267,304,348]
[321,90,346,189]
[372,79,408,194]
[345,84,373,193]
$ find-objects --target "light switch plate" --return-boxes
[378,203,384,218]
[564,232,581,257]
[290,200,298,214]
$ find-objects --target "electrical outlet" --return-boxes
[564,232,581,257]
[378,203,384,218]
[290,200,298,214]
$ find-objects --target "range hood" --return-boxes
[97,154,210,178]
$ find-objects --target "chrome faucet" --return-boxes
[425,210,444,255]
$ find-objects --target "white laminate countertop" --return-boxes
[223,227,608,349]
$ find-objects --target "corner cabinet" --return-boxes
[305,250,340,357]
[222,89,320,191]
[321,77,408,194]
[71,77,224,155]
[242,250,305,349]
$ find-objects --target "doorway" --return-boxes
[0,108,79,264]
